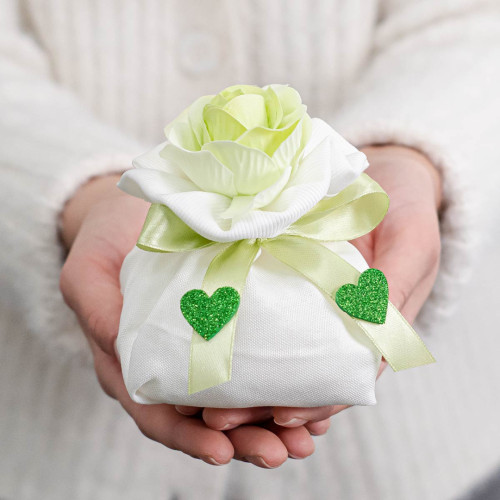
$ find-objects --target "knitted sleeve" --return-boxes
[0,0,143,355]
[332,0,500,326]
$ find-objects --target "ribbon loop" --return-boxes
[286,174,389,241]
[138,204,213,253]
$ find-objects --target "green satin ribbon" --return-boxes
[137,174,435,393]
[262,236,434,371]
[137,203,213,253]
[189,240,260,393]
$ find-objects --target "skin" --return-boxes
[60,144,442,468]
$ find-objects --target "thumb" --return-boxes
[369,210,440,322]
[61,253,123,357]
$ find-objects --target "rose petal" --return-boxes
[219,165,292,221]
[221,84,265,98]
[252,166,292,209]
[187,95,213,148]
[202,141,282,195]
[264,134,332,213]
[236,120,299,157]
[270,85,303,122]
[298,114,312,157]
[159,134,331,242]
[223,94,268,130]
[160,144,237,197]
[327,125,368,195]
[132,142,184,176]
[271,120,303,169]
[220,195,256,221]
[301,118,333,157]
[347,150,369,172]
[163,109,201,151]
[263,86,283,129]
[118,169,198,204]
[328,141,368,196]
[203,105,247,141]
[300,118,368,195]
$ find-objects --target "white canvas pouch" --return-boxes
[118,240,381,408]
[116,84,433,408]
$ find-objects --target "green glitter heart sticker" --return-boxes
[180,287,240,341]
[335,269,389,324]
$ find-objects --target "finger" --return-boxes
[273,406,336,427]
[262,421,315,459]
[90,339,234,465]
[398,264,439,323]
[331,405,350,416]
[61,254,122,357]
[203,407,273,430]
[135,407,234,465]
[175,405,202,416]
[371,208,440,313]
[377,359,388,379]
[226,425,289,468]
[305,418,331,436]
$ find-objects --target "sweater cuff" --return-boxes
[30,153,137,362]
[338,120,475,329]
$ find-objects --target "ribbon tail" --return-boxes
[286,174,389,241]
[188,239,261,394]
[356,303,435,371]
[262,236,435,371]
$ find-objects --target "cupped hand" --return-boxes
[59,174,315,468]
[59,143,442,467]
[191,144,442,434]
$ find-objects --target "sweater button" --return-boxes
[177,30,221,77]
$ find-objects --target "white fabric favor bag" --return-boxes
[118,241,380,408]
[116,84,434,408]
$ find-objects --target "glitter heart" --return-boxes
[335,268,389,324]
[180,287,240,341]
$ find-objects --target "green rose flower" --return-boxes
[160,84,311,219]
[120,83,369,240]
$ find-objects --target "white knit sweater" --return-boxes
[1,0,500,498]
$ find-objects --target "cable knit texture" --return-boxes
[1,0,500,498]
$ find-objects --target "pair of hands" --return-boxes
[60,145,442,468]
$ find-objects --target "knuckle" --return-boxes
[135,410,176,450]
[390,285,411,310]
[419,218,442,267]
[59,262,74,307]
[84,309,116,355]
[137,420,156,442]
[430,236,442,267]
[95,373,115,399]
[420,231,442,281]
[92,362,116,400]
[313,406,336,422]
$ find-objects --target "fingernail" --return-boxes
[274,417,308,427]
[309,430,327,436]
[201,456,223,466]
[220,422,238,430]
[113,339,120,360]
[245,456,276,469]
[288,454,305,460]
[175,405,198,416]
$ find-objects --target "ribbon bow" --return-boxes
[137,174,435,394]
